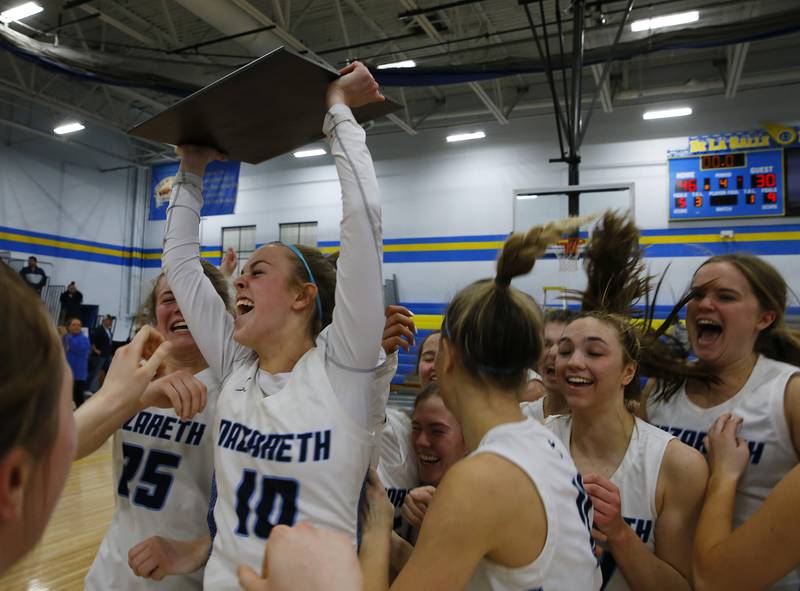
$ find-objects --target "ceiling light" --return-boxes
[0,2,43,24]
[446,131,486,143]
[631,10,699,32]
[642,107,692,120]
[293,148,326,158]
[377,60,416,70]
[53,122,85,135]
[516,194,539,200]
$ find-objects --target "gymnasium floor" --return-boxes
[0,441,114,590]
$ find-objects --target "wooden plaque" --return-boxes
[129,47,400,164]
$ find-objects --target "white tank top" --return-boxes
[465,419,602,591]
[377,408,418,520]
[520,399,545,422]
[85,368,220,591]
[203,345,373,591]
[547,415,674,591]
[646,355,800,590]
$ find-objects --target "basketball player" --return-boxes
[160,62,387,590]
[548,212,710,591]
[359,217,602,591]
[693,413,800,590]
[83,262,231,590]
[644,253,800,590]
[376,328,436,521]
[0,264,169,575]
[521,308,574,421]
[399,383,466,539]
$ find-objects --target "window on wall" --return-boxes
[279,222,318,247]
[222,225,256,277]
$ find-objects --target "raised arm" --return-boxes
[322,63,387,430]
[162,150,247,380]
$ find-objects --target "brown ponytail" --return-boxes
[444,216,590,390]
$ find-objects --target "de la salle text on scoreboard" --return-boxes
[668,125,799,221]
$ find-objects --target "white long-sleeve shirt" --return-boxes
[162,103,384,431]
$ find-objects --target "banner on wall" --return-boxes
[668,124,800,158]
[148,160,241,221]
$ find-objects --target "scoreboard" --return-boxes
[668,149,784,220]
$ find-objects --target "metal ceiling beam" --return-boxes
[370,68,800,130]
[0,77,172,155]
[590,65,613,112]
[6,53,28,90]
[399,0,508,125]
[77,6,152,45]
[340,0,444,102]
[725,42,749,98]
[160,0,180,45]
[174,0,418,135]
[0,117,142,165]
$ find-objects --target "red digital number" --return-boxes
[676,197,687,209]
[765,192,777,204]
[675,179,697,192]
[752,173,778,189]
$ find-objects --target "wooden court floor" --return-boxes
[0,441,114,590]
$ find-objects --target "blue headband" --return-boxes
[285,243,324,321]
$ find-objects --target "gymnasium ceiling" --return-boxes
[0,0,799,166]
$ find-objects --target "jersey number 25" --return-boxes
[117,443,181,511]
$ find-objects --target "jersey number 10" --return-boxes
[235,470,299,539]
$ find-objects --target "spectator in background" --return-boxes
[89,315,115,390]
[19,256,47,296]
[63,318,91,408]
[59,282,83,324]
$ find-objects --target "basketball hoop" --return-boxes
[555,237,585,272]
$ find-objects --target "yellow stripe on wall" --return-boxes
[0,231,138,259]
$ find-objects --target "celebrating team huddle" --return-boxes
[3,62,800,591]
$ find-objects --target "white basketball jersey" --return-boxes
[547,415,673,591]
[646,355,800,589]
[203,345,373,591]
[377,407,418,516]
[520,399,545,422]
[85,368,221,591]
[465,419,602,591]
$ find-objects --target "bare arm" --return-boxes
[587,440,707,591]
[693,412,800,591]
[75,328,178,459]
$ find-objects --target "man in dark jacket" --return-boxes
[89,315,115,390]
[19,256,47,295]
[59,282,83,324]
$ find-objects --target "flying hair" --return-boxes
[579,211,650,314]
[444,215,592,391]
[495,215,595,286]
[569,211,716,404]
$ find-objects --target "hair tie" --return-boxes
[285,244,324,321]
[494,275,511,287]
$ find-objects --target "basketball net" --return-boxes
[556,237,584,272]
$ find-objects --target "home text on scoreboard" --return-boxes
[668,149,784,220]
